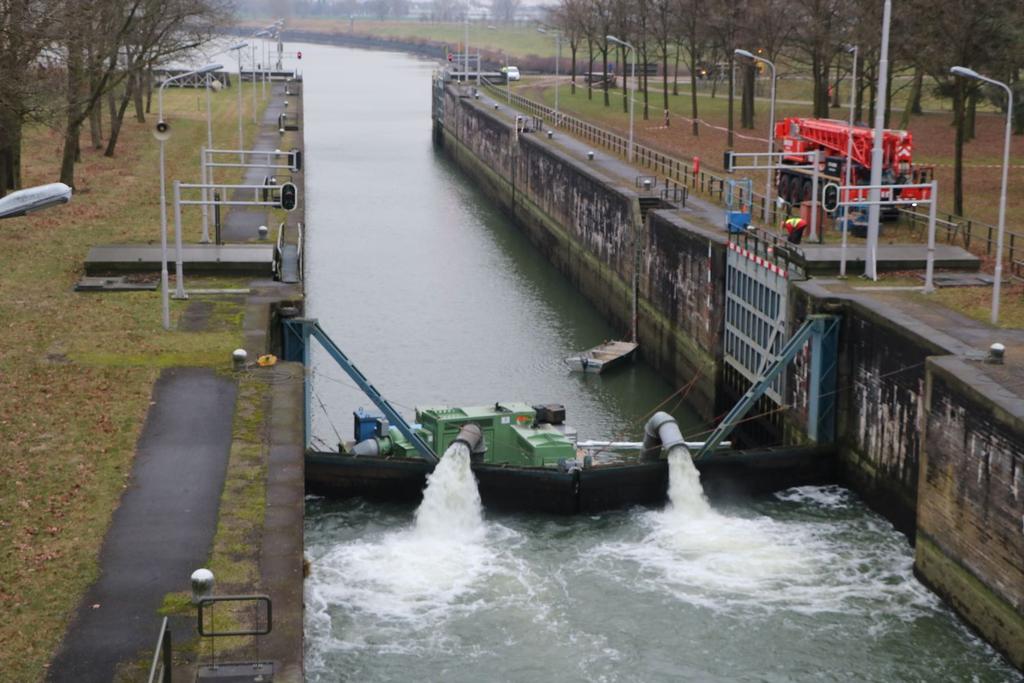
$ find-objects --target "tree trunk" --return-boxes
[661,45,669,114]
[105,84,133,157]
[741,62,754,129]
[603,49,610,107]
[145,68,153,114]
[89,102,103,149]
[727,55,734,146]
[899,68,923,129]
[831,57,842,108]
[953,78,965,215]
[641,52,649,120]
[133,68,146,122]
[965,89,977,141]
[855,66,865,122]
[59,44,84,188]
[587,39,593,100]
[690,55,699,136]
[673,45,680,96]
[621,46,628,114]
[909,67,924,114]
[812,54,829,117]
[570,45,577,95]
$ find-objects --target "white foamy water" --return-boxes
[415,442,485,539]
[587,450,944,619]
[305,442,516,672]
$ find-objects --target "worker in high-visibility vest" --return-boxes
[782,216,808,244]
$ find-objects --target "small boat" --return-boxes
[564,340,639,374]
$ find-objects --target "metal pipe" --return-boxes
[642,411,687,460]
[452,422,485,457]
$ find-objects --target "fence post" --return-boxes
[965,220,972,249]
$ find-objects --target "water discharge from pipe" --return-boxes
[664,445,712,518]
[414,441,485,541]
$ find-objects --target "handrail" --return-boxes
[146,617,172,683]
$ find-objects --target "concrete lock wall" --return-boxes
[437,85,1023,668]
[916,357,1024,669]
[786,282,957,535]
[436,87,726,420]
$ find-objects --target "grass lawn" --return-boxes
[0,82,274,682]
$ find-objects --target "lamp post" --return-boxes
[228,42,247,163]
[865,0,892,280]
[200,74,223,244]
[156,63,222,330]
[257,29,273,98]
[250,42,258,123]
[951,66,1013,325]
[840,45,857,277]
[735,49,777,221]
[607,35,635,162]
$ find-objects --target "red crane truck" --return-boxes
[774,116,933,219]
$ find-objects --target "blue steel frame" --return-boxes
[697,314,839,460]
[282,318,438,464]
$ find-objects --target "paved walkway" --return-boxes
[223,83,291,243]
[47,368,237,682]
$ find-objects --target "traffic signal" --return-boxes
[280,182,298,211]
[448,53,454,62]
[297,50,302,60]
[723,150,734,173]
[822,183,840,212]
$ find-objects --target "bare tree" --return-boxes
[0,0,62,195]
[904,0,1020,213]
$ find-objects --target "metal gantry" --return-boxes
[282,318,439,464]
[822,179,939,289]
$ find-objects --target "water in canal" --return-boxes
[299,43,1018,681]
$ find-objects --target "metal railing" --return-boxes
[147,617,172,683]
[477,80,1022,267]
[478,78,777,226]
[900,207,1023,276]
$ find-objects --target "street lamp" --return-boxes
[607,35,635,162]
[200,73,223,244]
[840,45,857,277]
[735,48,777,220]
[951,65,1014,325]
[0,183,72,220]
[156,62,222,330]
[256,30,272,98]
[227,42,247,163]
[865,0,892,280]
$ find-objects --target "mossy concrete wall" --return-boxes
[915,357,1024,670]
[436,87,726,419]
